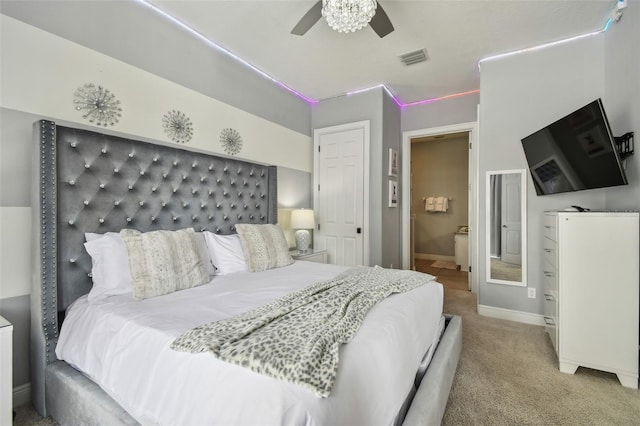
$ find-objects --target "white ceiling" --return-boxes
[150,0,615,104]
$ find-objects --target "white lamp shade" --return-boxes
[290,209,315,229]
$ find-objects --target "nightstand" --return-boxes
[0,316,13,425]
[290,248,328,264]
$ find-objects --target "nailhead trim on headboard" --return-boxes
[38,121,59,364]
[34,120,277,365]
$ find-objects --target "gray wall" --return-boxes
[0,1,311,136]
[478,6,639,316]
[603,2,640,210]
[382,93,402,269]
[311,89,389,267]
[277,167,312,209]
[412,136,469,256]
[401,94,479,132]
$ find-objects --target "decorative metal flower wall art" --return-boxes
[73,83,122,126]
[220,128,243,155]
[162,110,194,144]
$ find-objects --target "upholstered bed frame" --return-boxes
[31,120,462,425]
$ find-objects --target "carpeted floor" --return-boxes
[13,285,640,425]
[13,404,56,426]
[442,288,640,425]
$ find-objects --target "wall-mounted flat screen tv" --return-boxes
[520,99,627,196]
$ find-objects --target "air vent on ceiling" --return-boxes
[399,49,429,66]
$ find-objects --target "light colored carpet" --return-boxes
[13,404,56,426]
[490,257,522,282]
[430,260,459,270]
[14,288,640,425]
[442,288,640,425]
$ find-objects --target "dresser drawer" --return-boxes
[542,237,557,267]
[543,215,558,241]
[543,291,557,318]
[543,267,557,293]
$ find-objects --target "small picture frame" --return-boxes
[388,180,398,208]
[388,148,398,177]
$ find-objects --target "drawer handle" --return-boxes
[544,317,556,326]
[544,225,552,229]
[544,293,555,301]
[543,248,553,253]
[543,271,554,277]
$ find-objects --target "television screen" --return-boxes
[520,99,627,195]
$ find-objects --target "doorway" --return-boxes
[402,122,478,293]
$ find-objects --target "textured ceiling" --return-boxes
[151,0,614,103]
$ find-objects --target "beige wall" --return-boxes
[412,135,469,257]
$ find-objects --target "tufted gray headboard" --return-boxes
[31,120,277,414]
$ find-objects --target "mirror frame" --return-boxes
[485,169,527,287]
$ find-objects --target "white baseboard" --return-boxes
[13,382,30,408]
[477,304,546,326]
[415,253,455,262]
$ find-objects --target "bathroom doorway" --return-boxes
[402,122,478,293]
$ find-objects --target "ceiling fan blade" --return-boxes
[370,3,394,38]
[291,1,323,36]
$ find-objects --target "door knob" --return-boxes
[357,227,362,234]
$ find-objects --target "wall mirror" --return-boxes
[486,170,527,287]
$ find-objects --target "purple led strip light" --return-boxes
[346,85,480,108]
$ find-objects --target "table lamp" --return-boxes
[290,209,315,253]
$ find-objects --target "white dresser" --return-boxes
[543,211,639,388]
[0,315,13,425]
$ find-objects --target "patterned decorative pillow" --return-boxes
[235,224,294,272]
[120,228,209,300]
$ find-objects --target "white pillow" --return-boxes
[193,232,216,278]
[84,232,132,302]
[203,232,247,275]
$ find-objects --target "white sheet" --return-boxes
[56,261,444,425]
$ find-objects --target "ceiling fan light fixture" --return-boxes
[322,0,377,33]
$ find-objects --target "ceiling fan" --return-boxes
[291,0,395,38]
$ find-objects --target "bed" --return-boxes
[31,120,462,425]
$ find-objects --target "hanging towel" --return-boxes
[434,197,449,212]
[425,197,436,211]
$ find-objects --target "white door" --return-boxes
[315,123,367,266]
[500,173,522,265]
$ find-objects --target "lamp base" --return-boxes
[295,229,311,252]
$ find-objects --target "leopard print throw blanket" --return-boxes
[171,266,434,397]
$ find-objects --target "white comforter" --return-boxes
[56,261,444,425]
